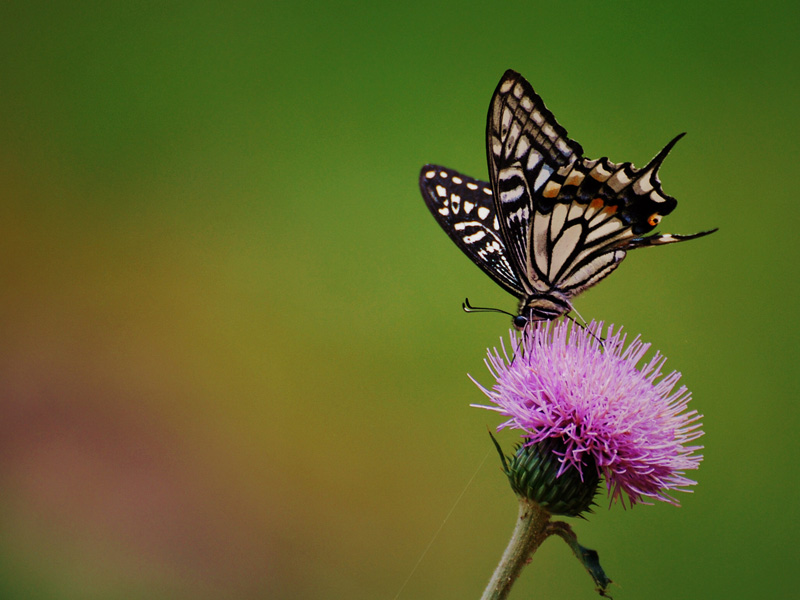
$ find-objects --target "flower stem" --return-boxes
[480,498,551,600]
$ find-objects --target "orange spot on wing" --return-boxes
[590,198,604,210]
[565,171,584,186]
[543,182,561,198]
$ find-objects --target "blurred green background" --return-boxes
[1,2,797,598]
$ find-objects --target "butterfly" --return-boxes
[419,70,716,328]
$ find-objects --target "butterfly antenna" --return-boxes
[462,298,515,319]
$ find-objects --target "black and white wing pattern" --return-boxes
[419,166,522,297]
[486,69,584,297]
[421,69,716,325]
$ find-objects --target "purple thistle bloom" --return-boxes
[472,320,704,506]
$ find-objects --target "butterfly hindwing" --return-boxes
[419,165,523,297]
[532,134,715,298]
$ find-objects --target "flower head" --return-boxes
[473,320,703,506]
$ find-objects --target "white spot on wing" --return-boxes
[499,167,523,182]
[500,186,524,203]
[467,182,478,190]
[492,136,503,157]
[506,122,521,157]
[515,135,531,160]
[438,207,449,216]
[452,176,462,184]
[633,171,654,194]
[435,185,447,198]
[463,230,486,244]
[500,185,525,203]
[478,206,491,220]
[650,191,667,203]
[591,163,612,181]
[502,107,513,132]
[425,170,435,179]
[464,200,474,214]
[521,96,533,111]
[533,165,554,191]
[510,206,529,222]
[607,170,632,193]
[527,150,542,171]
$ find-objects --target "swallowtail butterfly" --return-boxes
[419,70,715,328]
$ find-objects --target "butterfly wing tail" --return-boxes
[621,228,718,250]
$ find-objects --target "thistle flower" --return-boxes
[473,320,704,507]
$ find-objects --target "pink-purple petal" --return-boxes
[473,321,704,507]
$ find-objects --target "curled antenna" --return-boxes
[462,298,515,319]
[463,298,524,362]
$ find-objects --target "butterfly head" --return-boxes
[516,295,573,330]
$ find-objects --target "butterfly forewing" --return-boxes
[419,166,524,297]
[486,70,584,293]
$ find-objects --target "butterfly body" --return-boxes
[420,70,715,327]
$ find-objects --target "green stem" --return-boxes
[480,498,551,600]
[547,521,612,597]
